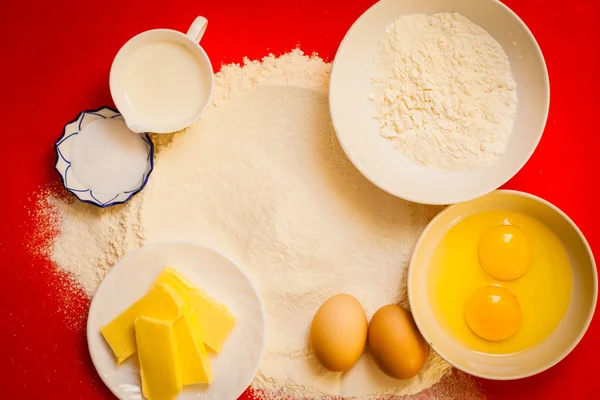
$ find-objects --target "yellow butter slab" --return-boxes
[154,267,197,293]
[135,316,182,400]
[186,291,236,353]
[174,309,213,385]
[153,267,237,353]
[101,283,186,364]
[154,267,231,313]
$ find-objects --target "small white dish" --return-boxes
[110,16,214,134]
[329,0,549,205]
[55,107,154,208]
[408,190,597,379]
[87,241,267,400]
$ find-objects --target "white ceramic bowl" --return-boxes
[110,17,214,134]
[408,190,597,379]
[55,107,154,208]
[330,0,549,205]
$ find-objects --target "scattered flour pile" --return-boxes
[37,50,454,398]
[371,13,518,171]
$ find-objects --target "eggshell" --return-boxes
[368,304,428,379]
[310,294,368,372]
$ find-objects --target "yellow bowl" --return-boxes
[408,190,597,379]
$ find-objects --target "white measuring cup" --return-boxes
[110,16,214,134]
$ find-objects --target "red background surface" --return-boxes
[1,0,599,398]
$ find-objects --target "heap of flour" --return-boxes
[371,13,518,171]
[38,50,453,399]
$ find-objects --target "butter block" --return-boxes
[153,267,198,293]
[135,316,182,400]
[174,309,213,385]
[153,267,237,353]
[153,267,232,313]
[186,291,236,353]
[101,283,187,364]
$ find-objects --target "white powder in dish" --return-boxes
[70,118,149,196]
[371,13,518,171]
[36,50,457,398]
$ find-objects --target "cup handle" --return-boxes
[186,16,208,42]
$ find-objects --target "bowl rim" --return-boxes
[329,0,551,205]
[54,106,155,208]
[407,189,598,380]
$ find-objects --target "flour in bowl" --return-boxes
[371,13,518,171]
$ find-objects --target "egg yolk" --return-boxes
[478,225,533,281]
[464,285,522,342]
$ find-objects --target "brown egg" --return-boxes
[310,294,368,372]
[368,304,428,379]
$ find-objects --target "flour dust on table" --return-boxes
[35,50,452,398]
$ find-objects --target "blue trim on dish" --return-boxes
[63,164,70,188]
[123,173,146,194]
[89,191,102,204]
[56,147,69,164]
[77,112,107,131]
[90,191,119,206]
[77,113,85,131]
[66,187,90,193]
[56,111,84,146]
[56,131,78,147]
[63,166,89,193]
[54,106,154,208]
[104,194,120,204]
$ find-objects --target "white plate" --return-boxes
[329,0,549,205]
[87,241,266,400]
